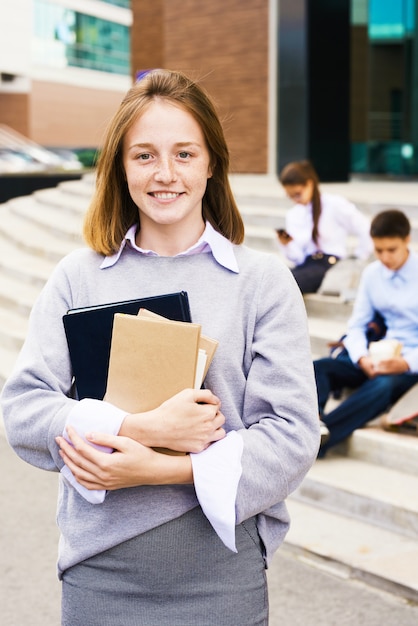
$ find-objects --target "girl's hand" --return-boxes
[56,426,193,491]
[119,388,226,453]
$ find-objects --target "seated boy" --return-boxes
[315,209,418,455]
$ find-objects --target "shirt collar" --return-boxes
[100,221,239,273]
[381,250,413,282]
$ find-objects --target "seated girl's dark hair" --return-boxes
[279,160,321,245]
[370,209,410,239]
[279,160,319,187]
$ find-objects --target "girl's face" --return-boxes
[122,99,212,237]
[283,179,314,205]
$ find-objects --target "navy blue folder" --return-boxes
[63,291,191,401]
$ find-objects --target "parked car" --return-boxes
[0,148,48,173]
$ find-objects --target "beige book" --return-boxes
[368,339,402,364]
[137,308,219,381]
[104,314,201,413]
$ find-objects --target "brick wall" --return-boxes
[30,81,127,147]
[131,0,269,173]
[0,93,30,137]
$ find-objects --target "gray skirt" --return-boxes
[61,506,268,626]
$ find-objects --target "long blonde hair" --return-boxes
[83,69,244,255]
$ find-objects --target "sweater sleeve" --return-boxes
[234,257,320,525]
[0,256,81,471]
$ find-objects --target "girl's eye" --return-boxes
[178,151,190,159]
[137,153,151,161]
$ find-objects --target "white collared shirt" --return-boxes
[280,192,373,265]
[100,221,239,273]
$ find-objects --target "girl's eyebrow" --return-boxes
[127,141,202,151]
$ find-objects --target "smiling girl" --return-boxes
[1,70,319,626]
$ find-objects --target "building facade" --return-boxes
[0,0,132,149]
[132,0,418,180]
[1,1,417,179]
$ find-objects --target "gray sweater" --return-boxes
[1,243,319,577]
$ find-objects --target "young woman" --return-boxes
[278,160,373,293]
[1,70,319,626]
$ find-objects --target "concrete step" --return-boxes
[230,174,418,215]
[0,272,45,316]
[333,423,418,476]
[0,205,78,262]
[58,170,96,190]
[33,186,91,216]
[304,293,354,321]
[0,236,55,286]
[0,310,29,385]
[285,499,418,603]
[0,344,20,388]
[49,175,95,198]
[307,316,347,357]
[286,420,418,601]
[0,308,28,351]
[239,202,418,243]
[8,195,84,242]
[243,224,279,254]
[239,203,286,229]
[294,453,418,539]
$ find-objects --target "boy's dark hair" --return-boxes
[370,209,410,239]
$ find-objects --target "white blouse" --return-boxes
[280,192,373,266]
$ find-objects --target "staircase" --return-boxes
[1,173,418,600]
[0,175,93,386]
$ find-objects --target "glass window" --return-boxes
[351,0,418,175]
[33,0,131,76]
[101,1,131,8]
[369,0,414,40]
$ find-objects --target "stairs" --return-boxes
[0,176,92,385]
[1,173,418,600]
[286,426,418,602]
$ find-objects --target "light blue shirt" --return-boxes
[343,250,418,372]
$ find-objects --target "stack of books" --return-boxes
[63,291,192,401]
[64,292,218,455]
[104,308,218,413]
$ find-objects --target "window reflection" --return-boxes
[33,1,130,76]
[351,0,418,175]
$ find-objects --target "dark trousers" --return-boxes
[314,354,418,453]
[292,254,338,294]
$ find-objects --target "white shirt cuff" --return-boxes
[190,431,243,552]
[60,398,127,504]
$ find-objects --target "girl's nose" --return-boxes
[154,157,177,183]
